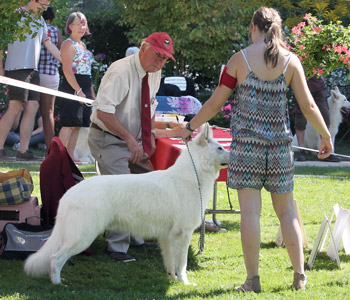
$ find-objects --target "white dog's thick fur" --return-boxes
[74,127,94,163]
[24,123,229,285]
[292,86,350,150]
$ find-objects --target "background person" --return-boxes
[182,7,332,292]
[154,120,184,139]
[88,32,175,262]
[124,46,184,139]
[5,110,45,149]
[0,0,61,161]
[39,6,63,151]
[58,12,95,162]
[294,75,340,162]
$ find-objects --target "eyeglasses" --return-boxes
[154,52,168,62]
[70,19,87,27]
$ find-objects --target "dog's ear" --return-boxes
[331,89,338,102]
[204,123,213,141]
[195,123,212,146]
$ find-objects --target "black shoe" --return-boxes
[16,150,43,161]
[131,242,159,249]
[321,154,341,162]
[106,250,136,263]
[295,150,306,161]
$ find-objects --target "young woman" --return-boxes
[59,12,95,161]
[182,7,333,292]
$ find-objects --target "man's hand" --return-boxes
[126,136,144,164]
[148,133,157,158]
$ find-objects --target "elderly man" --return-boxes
[88,32,175,262]
[0,0,61,161]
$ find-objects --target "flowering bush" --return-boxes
[210,99,236,128]
[92,52,108,92]
[288,13,350,79]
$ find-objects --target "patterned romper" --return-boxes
[228,49,294,194]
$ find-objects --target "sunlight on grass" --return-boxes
[0,162,349,299]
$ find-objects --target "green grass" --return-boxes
[1,156,350,299]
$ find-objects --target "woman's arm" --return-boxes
[32,116,43,136]
[44,39,62,63]
[56,28,63,50]
[181,53,239,141]
[61,40,86,97]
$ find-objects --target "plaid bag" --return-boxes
[0,169,34,205]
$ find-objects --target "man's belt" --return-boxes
[90,122,122,140]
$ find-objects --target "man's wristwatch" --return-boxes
[186,122,195,132]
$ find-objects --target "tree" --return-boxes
[0,0,69,52]
[244,0,350,28]
[114,0,252,90]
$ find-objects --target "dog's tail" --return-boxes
[24,228,60,277]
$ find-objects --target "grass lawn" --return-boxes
[0,144,350,299]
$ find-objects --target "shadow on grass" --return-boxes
[306,252,344,271]
[164,287,235,300]
[260,241,279,249]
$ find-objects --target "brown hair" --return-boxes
[65,12,90,35]
[251,7,286,68]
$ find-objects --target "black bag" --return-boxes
[0,219,53,259]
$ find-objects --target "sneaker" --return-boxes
[321,154,341,162]
[16,150,43,161]
[107,251,136,263]
[295,150,306,161]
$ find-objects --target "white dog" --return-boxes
[24,123,230,285]
[292,86,350,150]
[74,127,94,164]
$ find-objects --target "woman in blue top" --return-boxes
[182,7,333,293]
[59,12,95,161]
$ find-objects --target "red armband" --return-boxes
[219,66,237,89]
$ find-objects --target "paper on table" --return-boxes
[173,144,187,150]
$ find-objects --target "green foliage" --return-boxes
[289,13,350,79]
[114,0,251,89]
[84,9,131,67]
[0,0,69,54]
[0,1,40,52]
[245,0,350,28]
[0,84,8,119]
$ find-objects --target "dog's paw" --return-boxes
[168,272,177,281]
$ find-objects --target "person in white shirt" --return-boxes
[88,32,175,262]
[0,0,61,161]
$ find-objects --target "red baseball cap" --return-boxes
[145,32,175,61]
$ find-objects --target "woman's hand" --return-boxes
[181,125,192,142]
[76,89,86,104]
[317,137,333,159]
